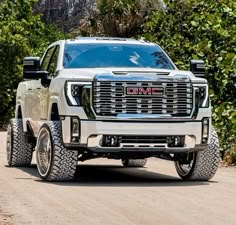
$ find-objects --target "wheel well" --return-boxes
[26,121,36,147]
[51,103,59,121]
[17,106,22,119]
[26,121,34,137]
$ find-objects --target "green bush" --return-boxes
[73,0,163,37]
[0,0,65,127]
[1,0,235,157]
[144,0,236,152]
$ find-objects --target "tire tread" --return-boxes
[175,128,220,181]
[37,121,78,181]
[8,119,33,167]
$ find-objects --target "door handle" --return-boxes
[28,88,32,90]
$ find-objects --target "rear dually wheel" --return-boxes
[6,119,33,167]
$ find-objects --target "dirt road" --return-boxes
[0,132,235,225]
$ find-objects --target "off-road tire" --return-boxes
[6,119,33,166]
[36,121,78,181]
[122,158,147,167]
[175,128,220,181]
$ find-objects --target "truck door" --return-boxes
[40,45,60,121]
[27,46,58,135]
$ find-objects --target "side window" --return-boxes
[41,47,55,71]
[48,46,60,78]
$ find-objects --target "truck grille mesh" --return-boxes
[93,81,193,116]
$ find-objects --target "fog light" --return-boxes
[167,136,184,147]
[202,118,209,144]
[174,136,181,146]
[103,136,120,147]
[71,117,80,143]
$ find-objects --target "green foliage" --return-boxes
[144,0,236,152]
[0,0,65,126]
[1,0,235,156]
[74,0,163,37]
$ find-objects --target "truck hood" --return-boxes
[58,68,207,83]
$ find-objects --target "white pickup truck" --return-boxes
[6,37,220,181]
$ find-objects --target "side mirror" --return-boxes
[190,60,205,78]
[23,57,51,87]
[23,57,42,79]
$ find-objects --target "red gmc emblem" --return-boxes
[126,87,164,96]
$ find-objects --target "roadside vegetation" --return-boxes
[0,0,235,163]
[143,0,236,164]
[0,0,65,127]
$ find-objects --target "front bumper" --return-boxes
[61,117,209,154]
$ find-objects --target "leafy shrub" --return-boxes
[144,0,236,152]
[0,0,65,127]
[73,0,163,37]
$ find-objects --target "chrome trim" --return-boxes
[112,71,170,76]
[86,88,198,121]
[120,143,168,148]
[36,127,52,176]
[92,74,194,119]
[78,75,209,121]
[94,73,191,82]
[116,114,172,119]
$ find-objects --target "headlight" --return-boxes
[198,85,209,108]
[65,81,92,106]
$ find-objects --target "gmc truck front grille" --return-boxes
[93,81,193,116]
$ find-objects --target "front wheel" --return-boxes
[36,121,78,181]
[175,128,220,181]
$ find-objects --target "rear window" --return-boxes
[63,43,175,70]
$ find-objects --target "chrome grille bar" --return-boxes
[93,81,193,116]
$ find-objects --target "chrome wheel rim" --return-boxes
[36,128,52,176]
[6,125,12,163]
[175,152,196,177]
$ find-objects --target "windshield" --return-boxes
[63,43,175,70]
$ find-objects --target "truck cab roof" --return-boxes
[64,37,155,46]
